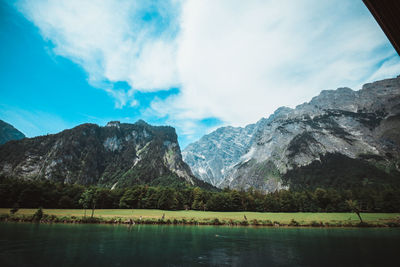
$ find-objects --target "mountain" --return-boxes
[0,120,213,189]
[183,76,400,191]
[0,120,25,145]
[182,124,256,187]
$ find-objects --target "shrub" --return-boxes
[240,220,249,226]
[0,214,10,221]
[250,219,259,226]
[311,221,323,227]
[212,218,221,225]
[385,221,400,227]
[33,207,43,222]
[357,222,371,227]
[289,219,300,226]
[10,203,19,215]
[81,217,100,223]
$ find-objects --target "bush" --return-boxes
[33,207,43,221]
[10,203,19,214]
[81,217,100,223]
[240,220,249,226]
[212,218,221,225]
[263,220,273,226]
[311,220,323,227]
[250,219,259,226]
[385,221,400,227]
[289,219,300,226]
[357,222,371,227]
[0,214,10,221]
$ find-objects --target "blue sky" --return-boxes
[0,0,399,148]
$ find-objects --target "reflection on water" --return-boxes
[0,223,399,266]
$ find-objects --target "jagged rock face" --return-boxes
[0,120,211,189]
[183,77,400,191]
[0,120,25,145]
[182,124,256,187]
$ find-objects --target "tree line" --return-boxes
[1,178,399,212]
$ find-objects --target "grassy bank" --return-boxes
[1,209,399,227]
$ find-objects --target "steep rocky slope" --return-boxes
[183,77,400,191]
[0,120,25,145]
[182,124,256,187]
[0,120,212,189]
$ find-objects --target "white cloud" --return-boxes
[16,0,180,93]
[365,56,400,83]
[15,0,400,142]
[166,0,400,126]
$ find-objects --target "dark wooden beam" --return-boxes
[363,0,400,56]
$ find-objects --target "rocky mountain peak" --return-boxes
[106,121,120,127]
[0,120,25,145]
[135,119,150,127]
[0,120,212,189]
[183,76,400,191]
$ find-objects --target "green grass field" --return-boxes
[1,208,399,224]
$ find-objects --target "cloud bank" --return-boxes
[15,0,400,142]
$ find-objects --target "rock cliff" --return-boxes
[183,77,400,191]
[0,120,212,189]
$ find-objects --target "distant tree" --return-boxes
[279,190,296,211]
[191,187,205,210]
[346,199,363,223]
[241,192,255,211]
[18,186,42,208]
[96,188,114,209]
[314,188,329,211]
[79,188,98,217]
[58,195,74,208]
[158,188,178,210]
[181,188,194,208]
[79,192,89,217]
[264,193,279,212]
[119,187,145,209]
[230,190,242,211]
[141,187,159,209]
[2,175,400,213]
[205,194,219,211]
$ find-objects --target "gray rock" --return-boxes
[183,77,400,191]
[0,120,212,189]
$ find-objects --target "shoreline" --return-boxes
[1,213,399,228]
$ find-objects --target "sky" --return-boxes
[0,0,399,148]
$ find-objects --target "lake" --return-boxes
[0,223,399,266]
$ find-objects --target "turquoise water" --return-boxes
[0,223,399,266]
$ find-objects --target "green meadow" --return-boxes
[1,208,399,225]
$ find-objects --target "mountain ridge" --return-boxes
[183,76,400,191]
[0,120,213,189]
[0,120,25,145]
